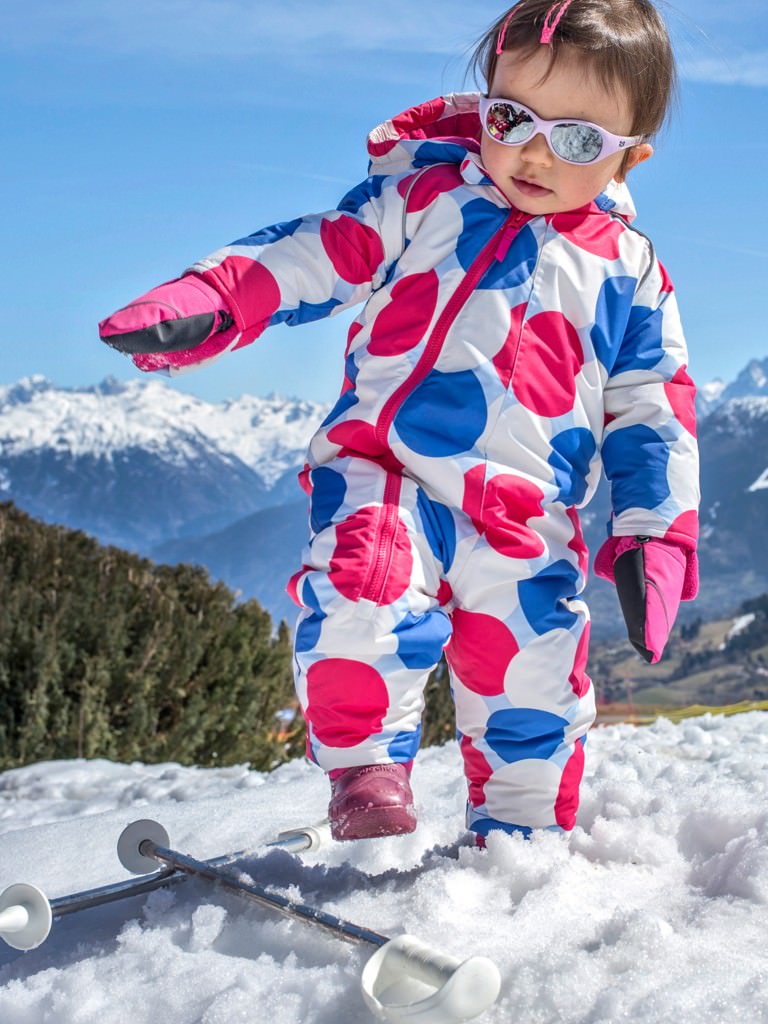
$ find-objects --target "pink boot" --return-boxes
[328,764,417,841]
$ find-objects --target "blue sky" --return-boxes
[1,0,766,404]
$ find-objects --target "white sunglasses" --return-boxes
[479,97,643,165]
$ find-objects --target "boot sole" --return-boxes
[330,805,417,842]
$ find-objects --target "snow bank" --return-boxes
[2,712,768,1023]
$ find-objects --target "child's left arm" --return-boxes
[594,257,700,663]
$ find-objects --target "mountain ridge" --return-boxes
[2,358,767,628]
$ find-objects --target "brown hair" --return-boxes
[468,0,677,140]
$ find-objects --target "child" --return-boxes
[99,0,700,845]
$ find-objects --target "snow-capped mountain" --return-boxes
[694,357,768,420]
[0,376,329,549]
[1,361,767,627]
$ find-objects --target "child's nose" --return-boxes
[520,132,553,165]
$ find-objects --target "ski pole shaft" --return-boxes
[1,820,328,948]
[138,836,389,948]
[132,829,503,1021]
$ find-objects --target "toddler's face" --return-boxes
[481,46,651,215]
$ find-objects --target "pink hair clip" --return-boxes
[495,8,517,55]
[495,0,576,55]
[540,0,575,44]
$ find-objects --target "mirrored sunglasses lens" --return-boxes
[485,102,534,144]
[551,123,603,163]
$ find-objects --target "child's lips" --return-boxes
[512,177,553,198]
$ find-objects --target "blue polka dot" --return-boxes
[299,576,323,616]
[548,428,597,506]
[417,489,457,571]
[345,351,360,385]
[321,390,359,428]
[518,560,580,635]
[271,297,343,327]
[395,369,487,456]
[231,218,303,247]
[387,724,422,762]
[455,202,538,291]
[393,610,452,669]
[612,304,665,375]
[484,708,567,763]
[455,199,508,268]
[591,276,636,371]
[337,176,386,215]
[295,612,323,653]
[413,141,469,168]
[295,578,326,653]
[481,224,539,291]
[309,467,347,533]
[472,819,532,840]
[601,424,671,514]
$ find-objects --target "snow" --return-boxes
[0,377,330,488]
[698,378,726,405]
[3,713,768,1023]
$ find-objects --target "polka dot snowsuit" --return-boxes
[189,93,700,838]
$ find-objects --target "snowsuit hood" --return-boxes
[366,92,638,222]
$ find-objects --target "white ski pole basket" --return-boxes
[0,884,53,951]
[361,933,501,1022]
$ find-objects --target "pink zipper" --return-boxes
[373,208,530,449]
[361,474,403,604]
[362,207,530,605]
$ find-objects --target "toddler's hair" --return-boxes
[469,0,677,140]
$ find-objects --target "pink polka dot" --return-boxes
[306,659,390,747]
[492,303,527,389]
[566,507,589,578]
[447,609,519,695]
[368,136,399,158]
[658,260,674,294]
[665,365,697,437]
[329,507,413,605]
[345,320,364,356]
[554,740,585,830]
[320,216,385,285]
[568,622,591,697]
[460,734,493,808]
[549,211,624,261]
[665,510,699,545]
[483,474,546,559]
[461,464,486,523]
[368,271,440,356]
[462,467,545,559]
[396,164,462,210]
[286,569,303,607]
[512,311,584,417]
[327,420,387,458]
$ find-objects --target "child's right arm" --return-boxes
[99,175,406,375]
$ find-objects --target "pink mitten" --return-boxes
[594,536,691,664]
[98,274,238,371]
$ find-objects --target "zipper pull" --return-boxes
[495,210,528,262]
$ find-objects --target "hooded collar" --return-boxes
[367,91,637,222]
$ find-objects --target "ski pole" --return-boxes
[0,819,328,952]
[117,819,501,1023]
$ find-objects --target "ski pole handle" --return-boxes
[361,933,501,1022]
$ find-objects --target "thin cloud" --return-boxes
[0,0,482,58]
[3,1,765,88]
[680,52,768,88]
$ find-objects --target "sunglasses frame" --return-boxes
[479,96,644,166]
